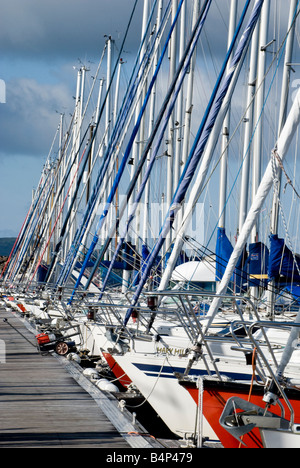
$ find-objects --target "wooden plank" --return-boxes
[0,306,132,448]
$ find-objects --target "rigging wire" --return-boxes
[122,0,261,326]
[186,3,300,270]
[67,0,181,302]
[43,0,141,285]
[57,0,164,288]
[93,0,214,301]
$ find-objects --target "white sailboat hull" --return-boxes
[81,320,217,439]
[82,318,300,440]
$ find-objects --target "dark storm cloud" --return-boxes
[0,0,145,159]
[0,0,295,160]
[0,0,144,60]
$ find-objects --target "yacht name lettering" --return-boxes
[156,346,185,355]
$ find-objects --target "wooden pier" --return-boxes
[0,305,162,449]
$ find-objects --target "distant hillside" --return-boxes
[0,238,16,256]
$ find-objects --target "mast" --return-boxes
[267,0,298,318]
[57,3,160,289]
[173,0,186,191]
[270,0,298,232]
[122,0,150,292]
[102,36,113,260]
[142,0,164,245]
[67,67,86,255]
[43,1,140,284]
[251,0,270,244]
[133,2,150,259]
[56,113,65,242]
[165,0,179,253]
[85,77,105,206]
[218,0,237,230]
[176,0,200,231]
[113,58,124,250]
[158,0,258,293]
[239,23,259,231]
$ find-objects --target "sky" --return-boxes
[0,0,146,238]
[0,0,298,243]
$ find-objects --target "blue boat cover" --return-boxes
[215,227,247,292]
[123,242,139,271]
[282,285,300,304]
[215,227,233,281]
[268,234,300,282]
[243,241,269,287]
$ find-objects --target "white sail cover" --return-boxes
[204,86,300,330]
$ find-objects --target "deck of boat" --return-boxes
[0,304,162,449]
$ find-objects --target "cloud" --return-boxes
[0,0,146,162]
[0,0,144,60]
[0,77,73,158]
[0,0,295,163]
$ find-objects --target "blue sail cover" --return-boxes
[243,242,269,287]
[282,285,300,304]
[215,227,233,281]
[268,234,300,282]
[142,244,162,274]
[215,227,247,292]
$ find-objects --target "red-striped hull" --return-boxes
[102,351,132,389]
[180,379,300,448]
